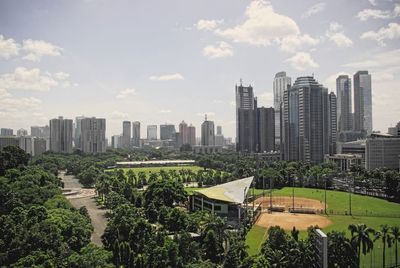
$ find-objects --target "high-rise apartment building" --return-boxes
[388,122,400,136]
[187,124,196,146]
[81,117,106,153]
[49,116,73,153]
[273,72,291,149]
[0,128,13,136]
[160,124,176,140]
[74,116,86,149]
[257,107,275,153]
[132,121,141,147]
[283,76,331,164]
[236,82,257,153]
[328,92,337,155]
[179,121,189,144]
[122,121,131,148]
[336,75,352,132]
[147,125,157,140]
[17,129,28,137]
[111,135,122,149]
[354,71,372,135]
[31,125,50,150]
[201,115,215,146]
[215,126,224,146]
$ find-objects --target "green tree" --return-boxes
[375,224,393,268]
[67,243,115,268]
[391,226,400,267]
[348,223,375,267]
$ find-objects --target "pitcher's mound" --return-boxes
[256,212,332,230]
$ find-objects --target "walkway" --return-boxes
[60,171,108,245]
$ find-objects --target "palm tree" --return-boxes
[348,223,375,267]
[391,226,400,267]
[375,224,393,268]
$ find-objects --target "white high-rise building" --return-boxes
[147,125,157,140]
[273,72,291,149]
[201,115,215,146]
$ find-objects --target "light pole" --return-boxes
[348,173,352,216]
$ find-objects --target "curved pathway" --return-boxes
[60,171,108,245]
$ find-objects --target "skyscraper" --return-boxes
[160,124,176,140]
[49,116,73,153]
[81,117,106,153]
[236,82,257,153]
[122,121,131,148]
[147,125,157,140]
[31,125,50,150]
[354,71,372,135]
[273,72,291,149]
[328,92,337,155]
[0,128,13,136]
[74,116,86,149]
[257,107,275,153]
[336,75,352,132]
[283,76,330,164]
[132,121,141,147]
[201,115,215,146]
[179,121,189,144]
[16,128,28,137]
[187,124,196,146]
[215,126,224,146]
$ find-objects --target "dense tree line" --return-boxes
[0,146,114,267]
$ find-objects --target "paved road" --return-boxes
[60,172,107,245]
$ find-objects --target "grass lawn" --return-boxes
[245,187,400,267]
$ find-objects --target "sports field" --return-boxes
[246,187,400,267]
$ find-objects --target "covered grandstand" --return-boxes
[190,176,258,227]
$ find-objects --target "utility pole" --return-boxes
[291,172,295,211]
[324,175,327,214]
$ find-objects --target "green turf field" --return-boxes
[246,187,400,267]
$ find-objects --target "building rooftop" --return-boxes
[116,159,195,166]
[195,176,254,204]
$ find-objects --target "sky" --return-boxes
[0,0,399,139]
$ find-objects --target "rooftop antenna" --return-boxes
[240,78,243,86]
[205,114,207,121]
[312,73,314,78]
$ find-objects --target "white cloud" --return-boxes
[356,9,392,21]
[302,2,326,18]
[0,89,43,120]
[116,88,136,99]
[203,41,234,59]
[213,1,319,52]
[325,22,353,47]
[324,72,350,91]
[21,39,63,62]
[360,22,400,46]
[285,52,318,71]
[195,19,223,31]
[280,34,320,53]
[0,35,20,59]
[369,0,377,6]
[343,49,400,69]
[0,67,71,91]
[159,109,172,113]
[149,73,184,81]
[110,110,129,119]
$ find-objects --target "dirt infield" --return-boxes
[256,212,332,230]
[255,196,326,211]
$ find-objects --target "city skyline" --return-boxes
[1,0,399,138]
